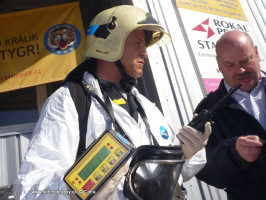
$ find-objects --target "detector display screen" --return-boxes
[78,146,111,181]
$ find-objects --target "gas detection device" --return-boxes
[64,130,134,200]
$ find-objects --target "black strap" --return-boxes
[66,81,91,156]
[115,60,137,93]
[102,83,159,146]
[82,81,116,124]
[80,80,135,146]
[127,93,139,122]
[102,83,131,114]
[76,79,159,150]
[134,95,159,146]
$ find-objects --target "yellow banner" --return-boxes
[176,0,247,21]
[0,2,85,92]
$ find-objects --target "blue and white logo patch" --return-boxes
[160,126,169,140]
[43,23,81,55]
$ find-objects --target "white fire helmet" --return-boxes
[82,5,172,62]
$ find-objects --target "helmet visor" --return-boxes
[139,26,172,47]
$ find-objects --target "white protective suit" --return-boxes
[13,72,207,200]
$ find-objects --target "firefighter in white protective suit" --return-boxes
[13,5,212,200]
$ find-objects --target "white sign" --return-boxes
[178,8,265,92]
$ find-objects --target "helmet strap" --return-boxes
[115,60,137,93]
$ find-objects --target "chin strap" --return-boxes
[115,60,137,93]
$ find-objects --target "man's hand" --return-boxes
[178,122,212,159]
[91,161,129,200]
[236,135,263,162]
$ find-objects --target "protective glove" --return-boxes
[177,122,212,159]
[91,161,130,200]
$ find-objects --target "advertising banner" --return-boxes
[176,0,247,21]
[175,0,265,93]
[0,2,85,92]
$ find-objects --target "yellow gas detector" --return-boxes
[64,130,134,200]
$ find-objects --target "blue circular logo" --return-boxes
[160,126,169,140]
[43,23,81,55]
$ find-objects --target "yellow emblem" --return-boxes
[113,98,126,105]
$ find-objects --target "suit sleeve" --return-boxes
[13,86,80,200]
